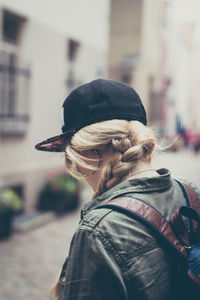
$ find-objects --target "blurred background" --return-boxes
[0,0,200,299]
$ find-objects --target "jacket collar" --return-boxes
[81,168,172,218]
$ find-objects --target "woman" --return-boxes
[35,79,200,300]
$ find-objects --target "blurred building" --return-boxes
[108,0,200,138]
[0,0,109,212]
[108,0,163,124]
[162,0,200,135]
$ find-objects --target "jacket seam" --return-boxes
[122,243,160,274]
[91,228,160,272]
[124,240,158,260]
[80,209,113,229]
[93,229,125,268]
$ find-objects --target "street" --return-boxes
[0,149,200,300]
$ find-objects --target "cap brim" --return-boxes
[35,133,69,152]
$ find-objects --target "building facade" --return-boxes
[0,1,109,212]
[108,0,200,138]
[163,0,200,134]
[108,0,163,124]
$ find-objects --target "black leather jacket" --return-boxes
[59,168,200,300]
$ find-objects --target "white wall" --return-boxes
[165,0,200,131]
[0,21,108,173]
[0,0,110,51]
[0,1,109,211]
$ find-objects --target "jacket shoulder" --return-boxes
[80,204,159,261]
[79,207,113,231]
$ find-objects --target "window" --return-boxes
[68,39,80,62]
[2,10,26,44]
[0,51,31,136]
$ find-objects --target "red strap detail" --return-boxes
[106,197,188,258]
[182,183,200,215]
[182,183,200,231]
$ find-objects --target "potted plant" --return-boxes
[37,173,81,215]
[0,188,23,239]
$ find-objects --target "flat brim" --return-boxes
[35,133,69,152]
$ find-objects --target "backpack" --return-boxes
[97,179,200,299]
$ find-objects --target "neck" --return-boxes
[87,163,157,193]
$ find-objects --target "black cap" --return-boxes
[35,79,147,152]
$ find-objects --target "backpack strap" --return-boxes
[174,180,200,233]
[97,196,188,259]
[174,180,200,213]
[171,206,200,245]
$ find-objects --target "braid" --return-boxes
[93,152,122,199]
[93,125,155,200]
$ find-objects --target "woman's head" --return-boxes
[65,119,157,199]
[35,78,159,198]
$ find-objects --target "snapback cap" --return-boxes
[35,78,147,152]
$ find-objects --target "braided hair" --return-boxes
[65,119,157,198]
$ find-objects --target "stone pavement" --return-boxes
[0,210,80,300]
[0,149,199,300]
[0,185,93,300]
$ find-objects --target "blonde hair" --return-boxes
[50,119,160,299]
